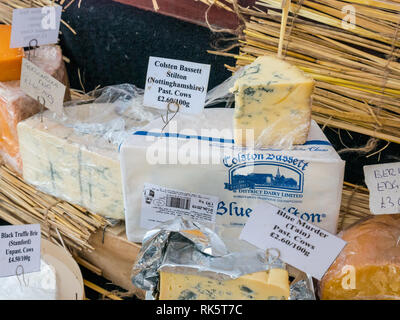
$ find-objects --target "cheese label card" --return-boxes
[143,56,211,114]
[141,183,218,230]
[20,58,66,116]
[0,224,41,278]
[240,202,346,280]
[364,162,400,214]
[10,5,62,48]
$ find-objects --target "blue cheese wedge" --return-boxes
[159,269,290,300]
[231,55,314,148]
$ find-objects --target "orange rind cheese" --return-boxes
[320,214,400,300]
[0,25,24,82]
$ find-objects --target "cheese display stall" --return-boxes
[0,0,400,303]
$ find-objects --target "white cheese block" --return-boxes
[121,108,345,248]
[0,259,57,300]
[232,55,314,148]
[17,102,160,220]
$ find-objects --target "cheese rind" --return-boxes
[0,25,24,82]
[320,214,400,300]
[159,269,290,300]
[232,55,314,148]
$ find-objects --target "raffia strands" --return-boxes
[338,182,371,231]
[206,0,400,145]
[0,165,110,252]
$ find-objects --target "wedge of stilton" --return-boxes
[231,55,314,148]
[159,269,290,300]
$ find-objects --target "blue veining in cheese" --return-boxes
[231,55,314,148]
[17,105,125,220]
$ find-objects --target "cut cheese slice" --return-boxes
[159,269,290,300]
[0,25,24,82]
[231,55,314,148]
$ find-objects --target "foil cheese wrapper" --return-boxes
[131,217,314,300]
[290,279,316,300]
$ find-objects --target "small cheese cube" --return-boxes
[159,269,290,300]
[0,25,24,82]
[231,55,314,148]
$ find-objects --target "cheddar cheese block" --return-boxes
[0,45,70,173]
[320,214,400,300]
[231,55,314,148]
[0,25,24,82]
[159,269,290,300]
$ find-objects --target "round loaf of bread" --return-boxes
[320,214,400,300]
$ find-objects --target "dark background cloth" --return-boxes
[59,0,400,186]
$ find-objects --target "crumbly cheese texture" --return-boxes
[0,25,24,82]
[17,106,124,220]
[0,259,57,300]
[232,55,314,148]
[159,269,290,300]
[320,215,400,300]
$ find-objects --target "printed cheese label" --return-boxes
[143,56,211,114]
[10,5,62,48]
[20,58,66,116]
[0,224,41,278]
[364,162,400,214]
[140,183,218,229]
[240,202,346,280]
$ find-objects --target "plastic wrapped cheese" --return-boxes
[319,214,400,300]
[18,84,163,220]
[0,45,70,174]
[121,108,345,248]
[159,269,290,300]
[231,55,314,149]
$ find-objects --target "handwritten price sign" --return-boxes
[364,162,400,214]
[20,58,66,116]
